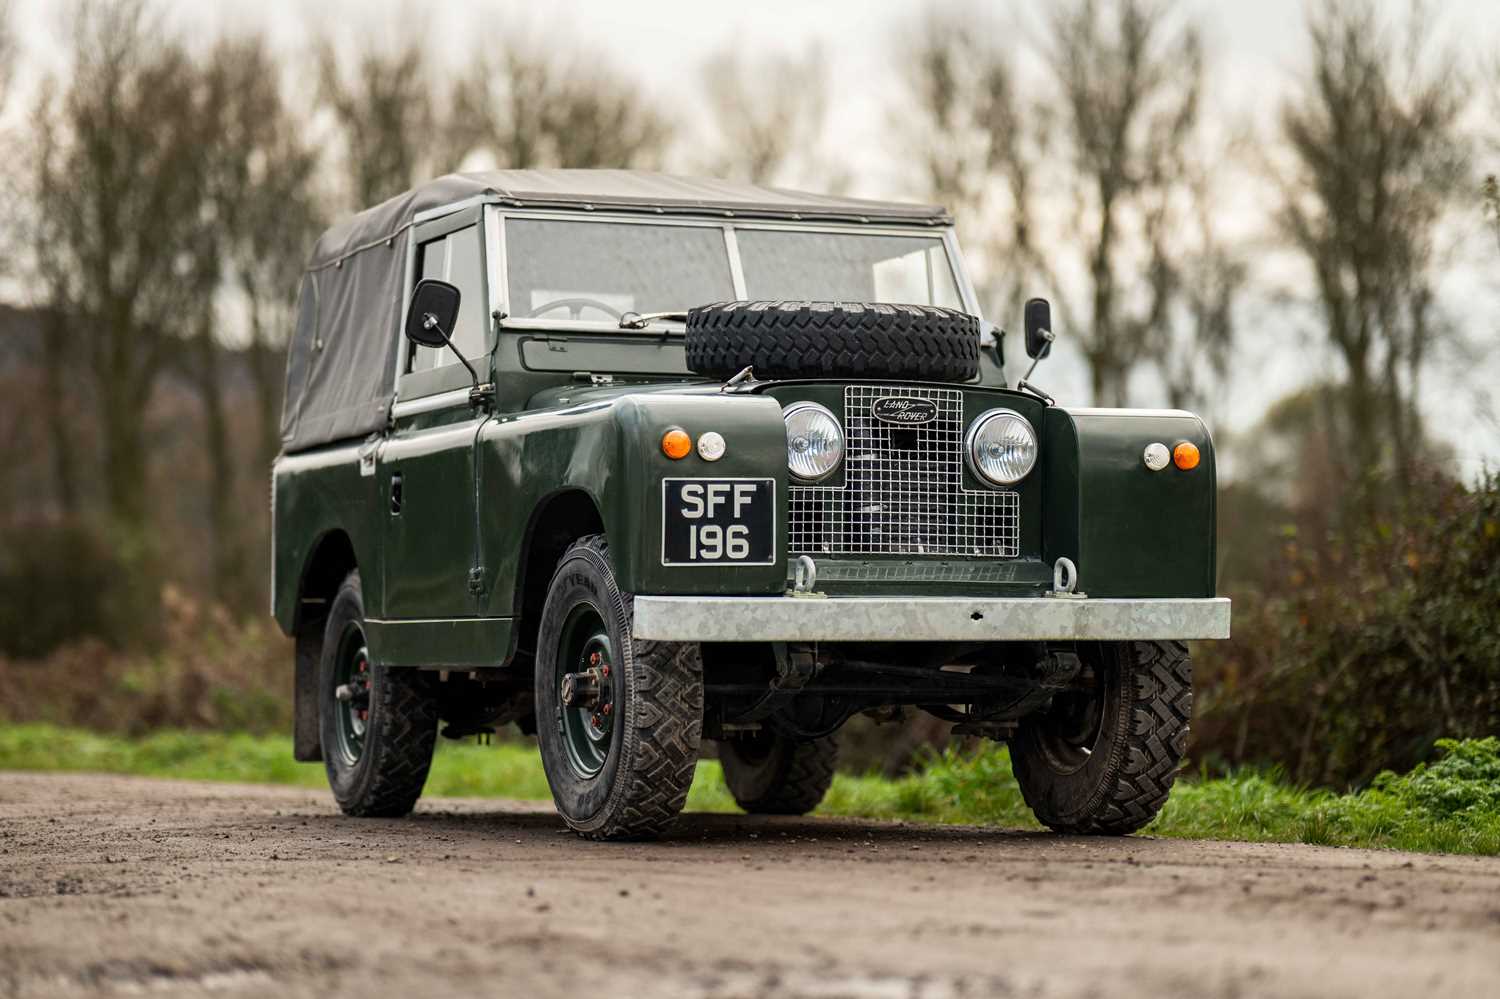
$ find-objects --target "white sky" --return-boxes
[7,0,1500,475]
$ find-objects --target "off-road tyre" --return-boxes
[1011,641,1191,835]
[719,732,838,816]
[535,536,703,840]
[685,301,980,383]
[318,571,439,817]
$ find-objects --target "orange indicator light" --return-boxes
[1173,441,1201,471]
[661,429,692,460]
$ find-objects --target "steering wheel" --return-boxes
[525,298,625,321]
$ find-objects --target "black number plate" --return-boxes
[661,478,776,566]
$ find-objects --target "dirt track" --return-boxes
[2,773,1498,998]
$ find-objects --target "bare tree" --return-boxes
[898,1,1233,407]
[1155,158,1246,411]
[0,0,13,110]
[1045,0,1212,407]
[698,45,838,189]
[899,9,1047,324]
[1485,174,1500,252]
[183,37,322,605]
[445,43,672,171]
[29,0,217,537]
[316,35,434,208]
[1274,2,1469,501]
[205,38,322,470]
[1483,57,1500,253]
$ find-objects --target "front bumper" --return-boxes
[633,595,1231,643]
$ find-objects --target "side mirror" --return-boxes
[405,279,462,349]
[1023,297,1054,360]
[403,279,490,406]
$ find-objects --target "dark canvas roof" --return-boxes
[308,170,950,269]
[282,170,952,453]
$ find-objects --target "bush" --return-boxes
[0,517,127,657]
[0,583,291,735]
[1194,472,1500,787]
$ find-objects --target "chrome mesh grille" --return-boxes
[788,385,1020,558]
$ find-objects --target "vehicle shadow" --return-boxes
[378,805,1071,850]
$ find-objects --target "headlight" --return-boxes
[966,409,1037,485]
[783,402,844,481]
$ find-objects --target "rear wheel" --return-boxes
[720,731,838,816]
[535,536,704,840]
[1010,641,1191,835]
[318,571,439,817]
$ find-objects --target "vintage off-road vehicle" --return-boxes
[272,170,1229,840]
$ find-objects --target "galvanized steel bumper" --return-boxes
[632,595,1231,643]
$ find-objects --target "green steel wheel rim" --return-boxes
[555,603,616,780]
[333,622,372,767]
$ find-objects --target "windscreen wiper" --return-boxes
[618,310,688,330]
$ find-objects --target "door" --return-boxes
[379,210,491,620]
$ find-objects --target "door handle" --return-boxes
[389,472,403,515]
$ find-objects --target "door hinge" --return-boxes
[467,567,486,596]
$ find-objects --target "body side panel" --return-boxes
[271,443,382,635]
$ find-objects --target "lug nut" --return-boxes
[589,651,601,665]
[601,703,613,716]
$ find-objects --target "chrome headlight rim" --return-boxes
[965,407,1038,486]
[782,401,845,483]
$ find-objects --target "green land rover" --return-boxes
[272,169,1229,840]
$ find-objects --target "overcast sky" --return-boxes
[7,0,1500,474]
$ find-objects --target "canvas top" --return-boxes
[306,170,951,270]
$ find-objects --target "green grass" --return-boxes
[3,724,1497,856]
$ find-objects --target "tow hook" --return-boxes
[560,666,608,710]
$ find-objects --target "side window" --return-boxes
[409,226,486,374]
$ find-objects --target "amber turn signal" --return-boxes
[661,428,692,460]
[1172,441,1200,471]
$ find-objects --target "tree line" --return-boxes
[0,0,1496,782]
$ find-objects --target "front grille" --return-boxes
[788,385,1020,559]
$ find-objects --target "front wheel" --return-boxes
[1010,641,1192,835]
[318,570,439,817]
[534,536,703,840]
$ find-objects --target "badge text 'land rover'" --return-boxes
[271,170,1229,841]
[871,396,939,424]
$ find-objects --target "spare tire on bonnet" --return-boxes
[684,301,980,383]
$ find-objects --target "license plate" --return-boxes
[661,478,776,566]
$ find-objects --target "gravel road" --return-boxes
[2,772,1498,998]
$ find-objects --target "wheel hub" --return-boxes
[333,625,373,765]
[560,664,608,710]
[554,612,617,779]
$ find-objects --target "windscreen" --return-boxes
[505,219,736,321]
[736,230,961,307]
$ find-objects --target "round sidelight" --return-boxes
[966,409,1038,485]
[697,431,727,462]
[782,402,844,482]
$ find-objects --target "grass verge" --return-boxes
[2,724,1496,856]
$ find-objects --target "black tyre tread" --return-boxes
[684,301,980,383]
[321,571,439,819]
[1016,641,1192,835]
[723,735,838,816]
[351,666,440,818]
[561,536,703,841]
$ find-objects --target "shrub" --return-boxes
[1194,472,1500,787]
[0,517,125,657]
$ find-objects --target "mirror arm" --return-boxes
[1017,328,1055,404]
[422,312,490,407]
